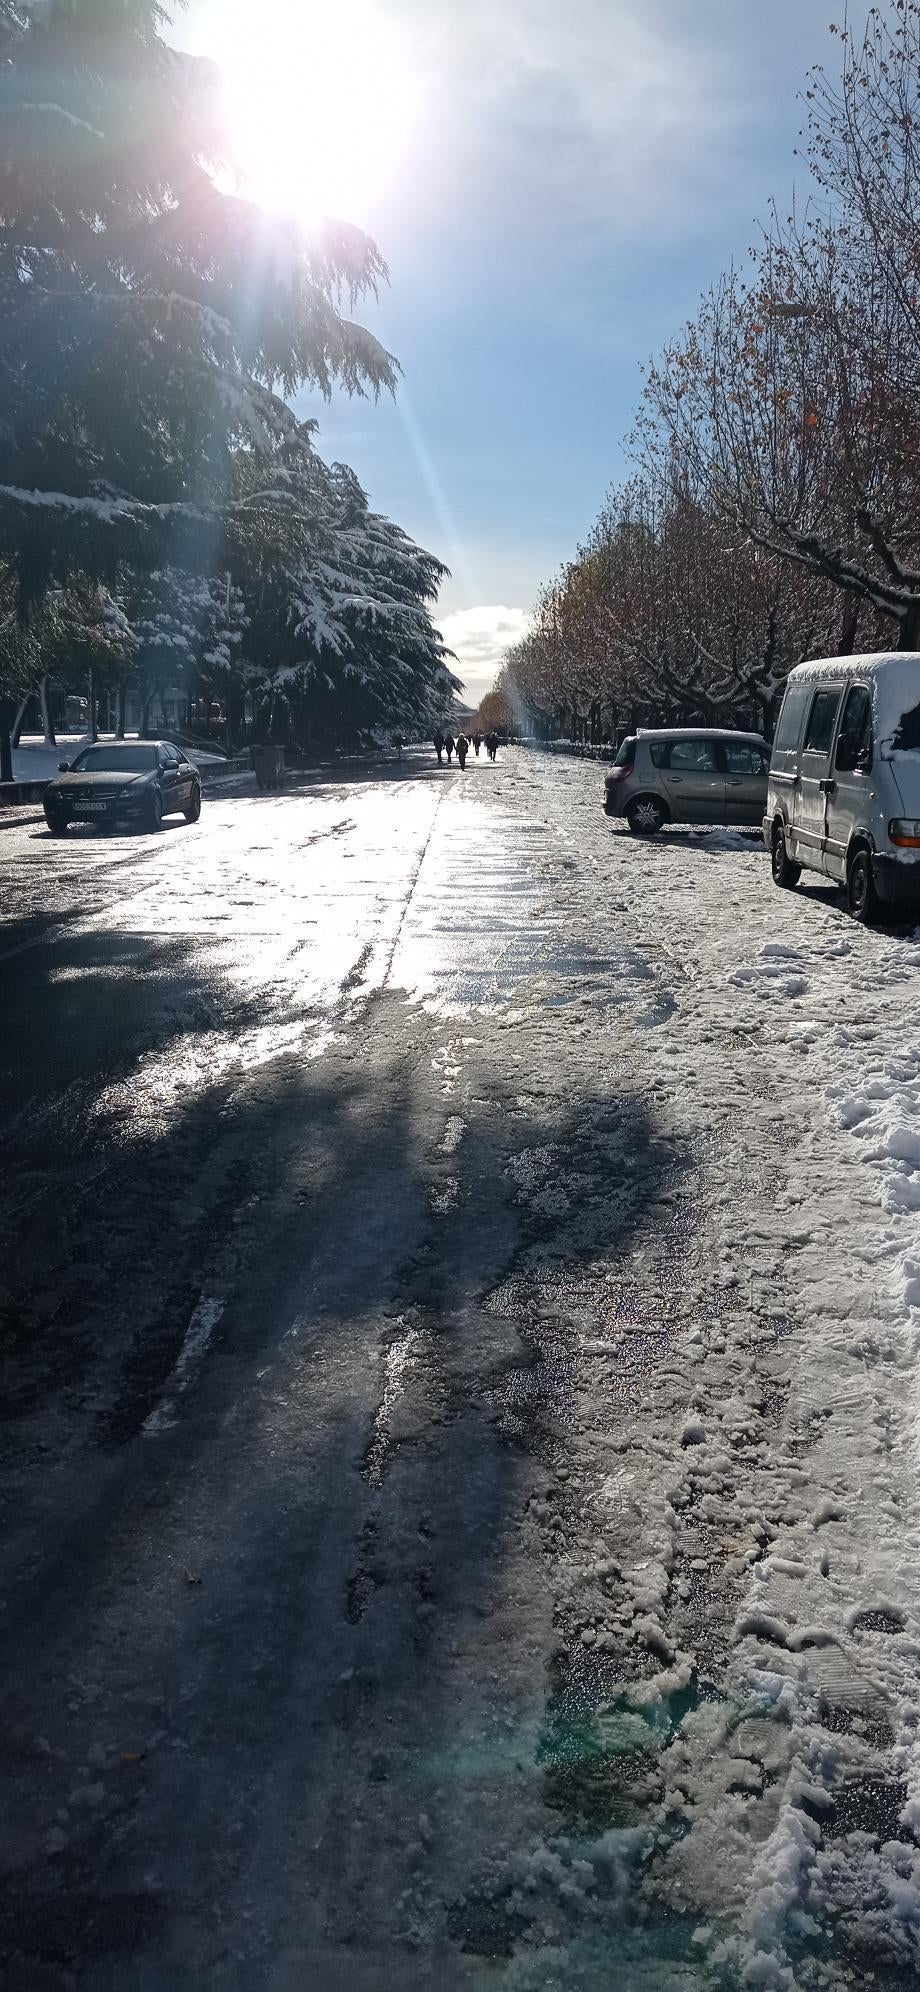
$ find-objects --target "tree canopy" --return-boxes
[495,5,920,739]
[0,0,455,775]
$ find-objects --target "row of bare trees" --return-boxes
[501,5,920,739]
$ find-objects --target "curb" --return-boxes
[0,808,44,830]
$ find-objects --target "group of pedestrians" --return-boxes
[432,729,501,767]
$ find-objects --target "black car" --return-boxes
[43,741,202,836]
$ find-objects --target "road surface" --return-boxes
[2,749,920,1990]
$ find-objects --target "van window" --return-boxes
[891,701,920,752]
[834,686,872,774]
[803,688,842,755]
[772,680,810,753]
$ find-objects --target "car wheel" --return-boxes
[148,789,163,833]
[183,783,202,823]
[847,847,881,924]
[771,822,801,889]
[626,796,665,836]
[46,818,67,837]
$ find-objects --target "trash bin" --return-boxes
[253,744,285,790]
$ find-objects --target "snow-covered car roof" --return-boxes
[635,726,767,742]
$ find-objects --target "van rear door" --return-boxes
[792,686,844,868]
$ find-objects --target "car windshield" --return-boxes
[70,746,158,772]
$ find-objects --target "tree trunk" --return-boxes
[0,699,14,784]
[88,666,98,742]
[11,689,29,749]
[40,674,56,747]
[900,604,920,651]
[140,688,154,736]
[115,680,126,740]
[839,594,860,657]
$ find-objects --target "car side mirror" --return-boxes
[58,761,69,773]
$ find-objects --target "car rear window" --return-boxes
[613,735,638,766]
[723,741,768,775]
[668,738,719,771]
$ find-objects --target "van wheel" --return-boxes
[626,797,665,836]
[771,823,800,889]
[847,848,881,924]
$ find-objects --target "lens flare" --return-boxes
[215,0,415,228]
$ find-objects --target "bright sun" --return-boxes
[217,0,415,228]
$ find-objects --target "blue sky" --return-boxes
[183,0,839,702]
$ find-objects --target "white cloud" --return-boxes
[388,0,743,240]
[439,604,530,702]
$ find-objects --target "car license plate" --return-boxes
[75,801,108,814]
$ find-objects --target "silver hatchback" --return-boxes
[603,728,770,835]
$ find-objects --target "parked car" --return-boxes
[603,728,770,833]
[764,653,920,923]
[43,741,202,836]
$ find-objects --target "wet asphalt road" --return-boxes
[1,752,889,1989]
[0,752,680,1989]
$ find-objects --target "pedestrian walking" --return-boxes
[445,732,456,762]
[473,733,482,757]
[456,732,469,769]
[433,729,444,764]
[486,732,498,761]
[393,733,404,760]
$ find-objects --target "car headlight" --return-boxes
[888,819,920,848]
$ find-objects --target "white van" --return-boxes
[764,653,920,921]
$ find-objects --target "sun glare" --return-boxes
[217,0,415,229]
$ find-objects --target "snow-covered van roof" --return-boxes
[786,653,920,755]
[787,652,920,678]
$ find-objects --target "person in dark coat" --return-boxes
[445,733,456,762]
[433,729,444,763]
[486,732,498,761]
[473,733,482,756]
[456,733,469,769]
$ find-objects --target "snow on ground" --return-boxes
[10,730,226,781]
[5,748,920,1985]
[420,752,920,1989]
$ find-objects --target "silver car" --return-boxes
[603,728,770,835]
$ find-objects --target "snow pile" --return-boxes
[729,944,808,1000]
[828,1045,920,1343]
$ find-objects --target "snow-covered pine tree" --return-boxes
[0,0,396,605]
[227,426,459,741]
[0,0,400,774]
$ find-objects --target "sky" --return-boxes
[182,0,841,706]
